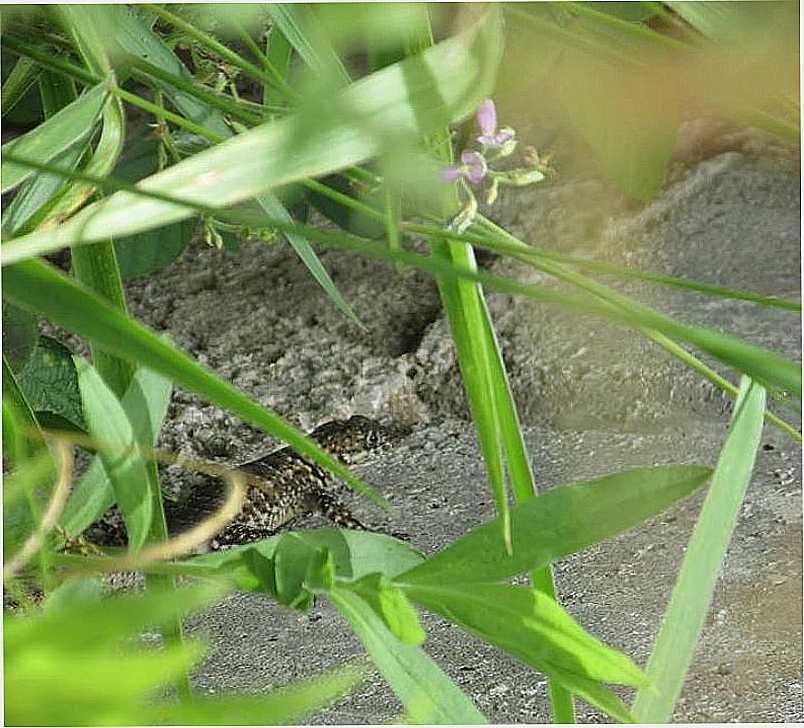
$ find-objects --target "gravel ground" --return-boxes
[113,147,801,723]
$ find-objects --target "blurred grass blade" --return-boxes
[1,55,40,118]
[264,22,294,109]
[6,582,225,652]
[3,259,386,508]
[632,377,766,722]
[151,665,366,725]
[269,3,350,83]
[1,80,108,193]
[328,586,487,724]
[398,465,711,586]
[74,357,151,552]
[401,582,641,721]
[2,11,501,263]
[59,362,172,541]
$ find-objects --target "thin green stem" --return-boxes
[231,18,298,101]
[113,85,225,144]
[142,3,279,92]
[129,59,263,127]
[2,34,99,85]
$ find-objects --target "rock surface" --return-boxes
[119,150,801,722]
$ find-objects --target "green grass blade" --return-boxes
[1,54,40,118]
[3,259,386,509]
[59,362,173,541]
[632,377,767,722]
[328,586,487,724]
[269,3,350,83]
[398,465,711,587]
[263,22,294,109]
[74,357,151,552]
[1,80,108,193]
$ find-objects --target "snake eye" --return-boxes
[366,430,380,448]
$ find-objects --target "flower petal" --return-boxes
[462,151,488,184]
[439,165,463,183]
[476,99,497,137]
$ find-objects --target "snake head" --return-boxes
[312,415,411,465]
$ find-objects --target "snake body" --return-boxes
[86,416,406,551]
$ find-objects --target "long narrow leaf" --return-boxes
[1,80,108,193]
[397,465,711,587]
[327,586,487,724]
[59,362,172,540]
[632,377,767,722]
[74,357,151,552]
[401,582,640,722]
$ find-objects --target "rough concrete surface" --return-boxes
[118,150,801,723]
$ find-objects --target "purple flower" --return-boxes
[476,99,514,147]
[439,150,488,185]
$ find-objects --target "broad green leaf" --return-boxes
[150,664,366,726]
[187,528,424,583]
[2,11,502,263]
[59,361,173,540]
[74,356,151,552]
[270,533,319,609]
[328,586,487,724]
[401,582,642,721]
[3,259,386,508]
[632,377,767,722]
[0,80,108,193]
[403,582,647,687]
[17,336,84,430]
[399,464,711,587]
[342,572,426,646]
